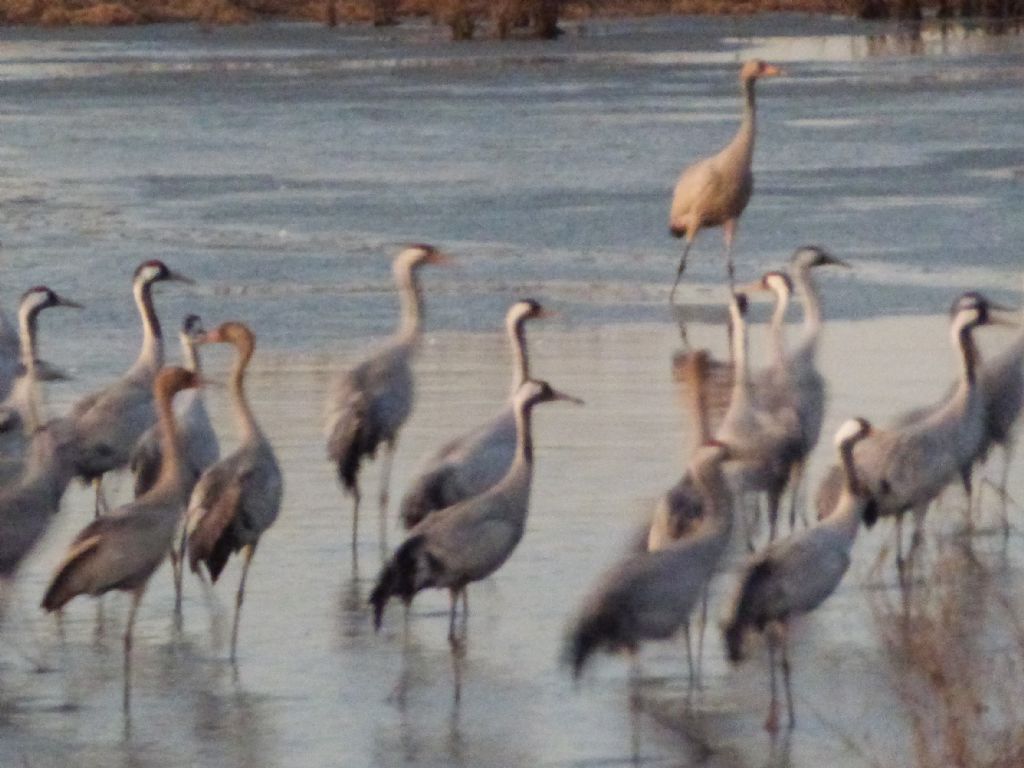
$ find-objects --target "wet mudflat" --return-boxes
[0,13,1022,768]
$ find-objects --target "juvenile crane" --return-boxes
[326,244,448,547]
[41,367,200,711]
[567,439,735,681]
[399,298,552,529]
[69,260,194,515]
[723,417,874,732]
[0,286,83,485]
[184,322,282,662]
[370,379,582,646]
[668,59,783,299]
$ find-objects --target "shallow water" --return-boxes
[0,14,1023,768]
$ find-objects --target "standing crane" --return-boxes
[370,379,582,647]
[567,439,735,682]
[0,286,83,485]
[68,260,194,515]
[399,298,552,529]
[41,366,201,711]
[818,293,1013,573]
[723,417,874,732]
[668,59,783,299]
[183,322,282,662]
[325,244,449,548]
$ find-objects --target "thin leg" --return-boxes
[960,465,974,531]
[780,626,795,729]
[895,514,905,581]
[696,582,709,686]
[1000,445,1013,538]
[350,484,361,550]
[94,477,110,517]
[447,588,459,647]
[682,622,694,688]
[908,504,927,567]
[231,544,256,663]
[723,219,737,289]
[379,439,396,515]
[123,588,145,713]
[669,239,695,303]
[765,631,779,733]
[460,589,469,634]
[788,461,806,530]
[767,488,783,543]
[172,524,187,619]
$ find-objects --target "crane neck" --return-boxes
[729,306,751,406]
[507,314,531,396]
[181,334,201,374]
[16,300,44,431]
[22,432,77,505]
[229,340,261,442]
[395,263,424,346]
[731,77,757,165]
[693,455,733,538]
[680,355,711,455]
[791,265,823,344]
[132,278,164,376]
[768,287,791,365]
[953,319,980,389]
[152,382,187,495]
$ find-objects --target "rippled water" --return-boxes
[0,14,1023,768]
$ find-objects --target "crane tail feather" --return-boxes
[369,535,429,630]
[41,535,103,612]
[724,559,775,663]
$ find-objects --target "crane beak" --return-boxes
[819,253,851,269]
[167,270,196,285]
[733,279,768,295]
[196,376,224,389]
[54,295,84,309]
[988,303,1021,326]
[537,309,559,320]
[194,328,224,345]
[762,64,784,77]
[428,251,453,266]
[551,388,584,405]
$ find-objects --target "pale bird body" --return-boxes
[668,59,782,298]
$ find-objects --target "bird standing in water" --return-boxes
[669,59,783,298]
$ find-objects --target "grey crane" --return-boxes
[131,314,220,498]
[183,322,282,662]
[0,418,79,603]
[567,439,735,681]
[68,260,194,516]
[41,366,200,711]
[717,292,802,545]
[325,244,448,547]
[723,417,874,732]
[0,286,83,485]
[816,293,1013,573]
[370,379,582,647]
[976,278,1023,532]
[398,298,552,529]
[741,246,850,528]
[668,59,783,299]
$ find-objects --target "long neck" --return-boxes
[133,279,163,374]
[694,459,733,539]
[682,358,711,454]
[230,343,260,441]
[954,320,979,389]
[825,442,865,540]
[768,288,790,364]
[152,386,185,492]
[182,335,200,373]
[507,316,530,396]
[17,304,42,430]
[729,77,757,165]
[792,265,823,343]
[395,264,423,345]
[729,309,751,407]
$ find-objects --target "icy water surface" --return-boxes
[0,13,1023,768]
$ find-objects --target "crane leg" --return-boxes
[93,477,110,517]
[788,461,807,530]
[682,621,695,688]
[908,504,927,567]
[696,582,709,687]
[461,589,469,634]
[350,484,361,552]
[960,465,974,532]
[999,445,1014,538]
[895,515,906,581]
[767,488,783,543]
[447,588,460,648]
[765,631,780,733]
[231,544,256,663]
[781,626,795,729]
[123,587,145,713]
[723,220,737,289]
[669,240,695,304]
[172,523,188,619]
[379,439,396,515]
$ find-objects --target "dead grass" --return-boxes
[869,543,1024,768]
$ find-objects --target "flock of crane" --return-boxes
[0,57,1021,741]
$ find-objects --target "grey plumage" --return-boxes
[130,314,219,499]
[68,260,193,515]
[184,322,282,661]
[668,59,782,296]
[399,299,549,530]
[370,379,582,644]
[567,441,734,679]
[325,245,448,544]
[723,417,873,732]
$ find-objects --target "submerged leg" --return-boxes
[123,588,145,712]
[669,239,695,303]
[696,582,709,686]
[765,631,779,733]
[683,622,694,688]
[172,523,188,619]
[447,588,460,647]
[780,625,795,729]
[231,544,256,663]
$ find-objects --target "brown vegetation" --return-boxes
[870,545,1024,767]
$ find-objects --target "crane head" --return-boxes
[133,259,195,287]
[508,298,555,326]
[834,417,872,450]
[181,314,206,340]
[20,286,84,315]
[515,379,584,410]
[791,245,850,271]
